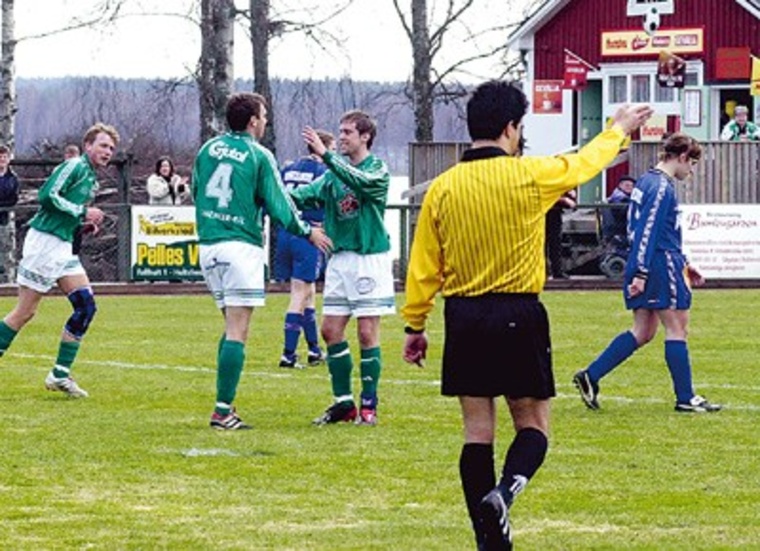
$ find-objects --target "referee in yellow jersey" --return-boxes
[401,80,652,550]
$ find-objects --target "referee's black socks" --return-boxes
[498,427,548,505]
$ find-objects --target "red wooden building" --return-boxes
[507,0,760,201]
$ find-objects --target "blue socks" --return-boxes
[587,330,639,382]
[665,340,694,403]
[303,308,320,352]
[283,312,302,356]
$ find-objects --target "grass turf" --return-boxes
[0,290,757,549]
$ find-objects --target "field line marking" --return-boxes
[10,352,759,409]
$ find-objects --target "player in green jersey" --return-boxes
[290,110,396,427]
[0,123,119,398]
[193,92,332,430]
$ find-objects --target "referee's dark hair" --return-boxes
[466,80,529,141]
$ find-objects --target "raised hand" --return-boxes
[613,104,655,135]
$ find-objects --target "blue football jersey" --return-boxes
[627,168,683,277]
[280,157,327,224]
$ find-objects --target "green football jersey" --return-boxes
[29,156,98,243]
[192,132,309,246]
[290,151,391,254]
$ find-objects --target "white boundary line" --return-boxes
[9,352,759,409]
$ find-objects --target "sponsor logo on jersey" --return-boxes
[208,142,249,163]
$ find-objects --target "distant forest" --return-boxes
[14,77,471,177]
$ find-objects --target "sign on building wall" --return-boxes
[682,204,760,279]
[130,206,203,281]
[640,114,668,141]
[601,28,704,57]
[532,80,563,114]
[715,47,751,81]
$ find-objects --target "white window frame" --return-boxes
[600,60,703,120]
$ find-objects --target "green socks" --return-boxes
[360,347,382,398]
[215,340,245,415]
[325,343,383,403]
[52,340,81,378]
[327,341,353,401]
[0,321,18,357]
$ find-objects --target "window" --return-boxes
[632,75,650,102]
[610,76,627,103]
[685,71,699,86]
[655,84,676,103]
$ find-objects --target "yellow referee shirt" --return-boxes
[402,125,627,331]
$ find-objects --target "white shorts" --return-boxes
[323,251,396,317]
[200,241,266,309]
[17,228,85,293]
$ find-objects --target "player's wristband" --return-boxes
[404,325,424,335]
[634,270,649,280]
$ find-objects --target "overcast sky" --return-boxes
[10,0,535,82]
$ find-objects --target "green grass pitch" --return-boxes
[0,290,757,549]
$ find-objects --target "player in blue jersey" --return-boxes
[574,133,721,413]
[276,130,335,369]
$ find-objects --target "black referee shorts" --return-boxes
[441,294,555,399]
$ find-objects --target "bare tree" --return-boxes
[199,0,235,143]
[392,0,537,142]
[1,0,127,148]
[249,0,276,152]
[0,0,17,148]
[244,0,352,156]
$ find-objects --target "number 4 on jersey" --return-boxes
[206,163,234,208]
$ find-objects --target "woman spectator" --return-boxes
[147,156,190,205]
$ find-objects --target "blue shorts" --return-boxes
[273,229,322,283]
[624,251,692,310]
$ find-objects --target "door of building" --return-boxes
[579,80,603,203]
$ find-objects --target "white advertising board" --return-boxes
[681,204,760,279]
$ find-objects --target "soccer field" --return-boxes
[0,290,757,549]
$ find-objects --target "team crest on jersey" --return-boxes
[355,277,376,295]
[338,192,360,217]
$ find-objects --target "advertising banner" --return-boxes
[532,80,563,114]
[752,55,760,96]
[639,114,668,142]
[681,204,760,279]
[601,28,703,57]
[657,50,686,88]
[563,52,588,90]
[130,206,203,281]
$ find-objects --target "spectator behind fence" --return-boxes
[147,156,190,205]
[720,105,760,142]
[602,174,635,247]
[64,144,81,160]
[544,189,576,279]
[0,144,20,226]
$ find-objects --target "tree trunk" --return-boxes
[411,0,433,142]
[250,0,276,155]
[199,0,235,144]
[1,0,17,148]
